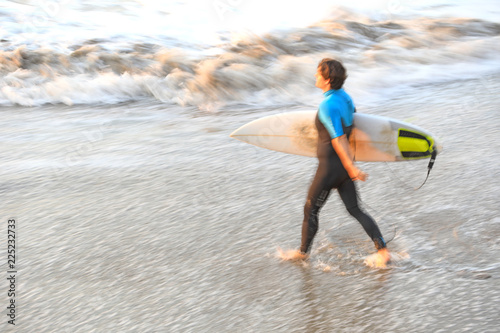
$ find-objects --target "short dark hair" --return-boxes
[318,58,347,90]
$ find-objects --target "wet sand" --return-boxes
[1,75,499,332]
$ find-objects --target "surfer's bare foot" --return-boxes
[277,248,309,261]
[364,248,391,268]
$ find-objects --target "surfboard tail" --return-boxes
[396,128,442,160]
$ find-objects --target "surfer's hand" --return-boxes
[349,168,368,181]
[355,171,368,181]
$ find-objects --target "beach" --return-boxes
[1,1,499,332]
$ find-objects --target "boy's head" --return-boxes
[317,58,347,90]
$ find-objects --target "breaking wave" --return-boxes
[1,8,500,108]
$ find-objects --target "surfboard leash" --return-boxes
[355,149,438,245]
[355,191,398,245]
[414,149,438,190]
[383,149,438,191]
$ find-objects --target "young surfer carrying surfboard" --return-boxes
[282,59,390,267]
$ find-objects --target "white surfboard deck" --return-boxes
[230,111,441,162]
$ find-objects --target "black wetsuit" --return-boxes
[300,112,386,254]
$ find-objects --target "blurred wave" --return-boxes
[1,7,499,107]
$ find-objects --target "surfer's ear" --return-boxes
[323,77,331,89]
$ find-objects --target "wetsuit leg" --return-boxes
[337,179,386,249]
[300,165,332,254]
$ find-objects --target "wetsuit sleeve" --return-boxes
[318,102,344,139]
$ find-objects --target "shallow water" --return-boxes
[0,72,499,332]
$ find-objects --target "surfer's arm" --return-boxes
[331,135,367,181]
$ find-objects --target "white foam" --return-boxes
[1,3,499,107]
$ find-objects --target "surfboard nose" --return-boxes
[229,127,246,141]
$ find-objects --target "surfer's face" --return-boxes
[315,67,330,92]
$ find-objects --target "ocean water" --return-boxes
[1,0,500,108]
[1,1,500,332]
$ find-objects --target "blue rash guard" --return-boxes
[317,88,355,139]
[300,88,386,254]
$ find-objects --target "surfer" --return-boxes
[282,59,390,267]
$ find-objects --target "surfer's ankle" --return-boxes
[373,236,387,250]
[293,249,309,261]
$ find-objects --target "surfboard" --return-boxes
[230,111,441,162]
